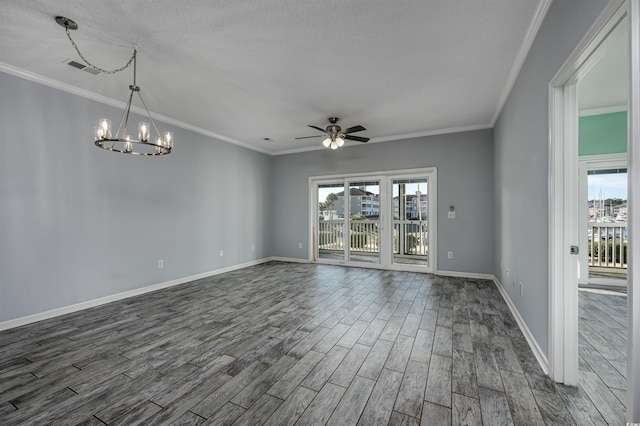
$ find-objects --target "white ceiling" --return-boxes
[1,1,549,155]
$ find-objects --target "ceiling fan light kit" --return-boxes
[296,117,369,150]
[55,16,173,156]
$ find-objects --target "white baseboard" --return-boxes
[436,270,495,280]
[493,276,549,374]
[0,258,272,331]
[1,259,550,380]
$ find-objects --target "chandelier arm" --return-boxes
[64,27,136,75]
[114,89,135,143]
[136,92,163,140]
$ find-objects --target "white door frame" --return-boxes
[309,167,437,273]
[548,0,625,385]
[578,153,627,286]
[627,0,640,419]
[550,0,639,420]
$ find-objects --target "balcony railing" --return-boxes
[318,220,379,253]
[588,221,627,269]
[393,220,428,256]
[317,219,428,257]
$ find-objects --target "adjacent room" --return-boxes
[1,0,638,424]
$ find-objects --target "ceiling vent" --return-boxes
[66,59,101,75]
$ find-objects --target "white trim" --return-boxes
[0,258,272,331]
[578,162,590,284]
[578,154,627,285]
[627,0,640,419]
[0,62,493,158]
[549,2,627,86]
[436,270,495,281]
[274,124,492,156]
[578,152,628,162]
[491,0,553,125]
[579,104,628,116]
[0,62,270,155]
[309,167,438,182]
[563,82,580,386]
[493,277,549,374]
[549,81,566,382]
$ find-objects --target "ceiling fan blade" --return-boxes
[343,125,366,134]
[344,135,369,143]
[308,125,327,132]
[295,135,323,140]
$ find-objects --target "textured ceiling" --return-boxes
[0,1,549,154]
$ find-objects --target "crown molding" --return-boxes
[0,62,270,155]
[492,0,554,126]
[272,123,493,156]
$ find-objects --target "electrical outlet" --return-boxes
[157,259,164,269]
[448,211,456,219]
[447,251,453,259]
[298,243,303,249]
[219,250,224,257]
[520,282,524,296]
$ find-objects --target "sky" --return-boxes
[588,172,627,200]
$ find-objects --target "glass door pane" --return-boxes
[347,181,380,263]
[586,168,628,285]
[317,183,345,261]
[392,178,429,267]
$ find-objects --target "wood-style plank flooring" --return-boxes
[0,262,622,425]
[555,289,627,425]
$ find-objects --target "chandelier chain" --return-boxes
[65,27,136,75]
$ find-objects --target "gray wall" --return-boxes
[272,129,495,275]
[0,71,273,322]
[493,0,609,356]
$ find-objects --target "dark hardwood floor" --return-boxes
[557,289,627,426]
[0,262,621,425]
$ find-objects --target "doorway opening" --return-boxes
[311,168,437,272]
[579,159,628,290]
[549,0,638,421]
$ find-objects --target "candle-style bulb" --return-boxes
[164,131,173,149]
[138,122,149,142]
[98,118,112,139]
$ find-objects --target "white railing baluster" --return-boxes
[587,221,627,271]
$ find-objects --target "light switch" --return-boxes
[448,211,456,219]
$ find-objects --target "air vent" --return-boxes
[66,60,101,75]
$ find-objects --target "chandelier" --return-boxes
[56,16,173,156]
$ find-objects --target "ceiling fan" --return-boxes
[295,117,369,149]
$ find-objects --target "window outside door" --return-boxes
[312,169,436,272]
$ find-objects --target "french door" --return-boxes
[311,168,436,272]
